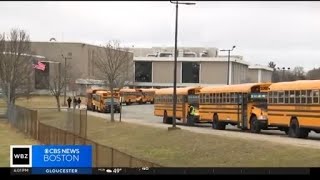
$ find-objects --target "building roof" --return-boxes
[2,52,46,58]
[249,64,274,71]
[133,57,250,66]
[269,80,320,91]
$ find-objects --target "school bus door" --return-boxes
[237,93,248,130]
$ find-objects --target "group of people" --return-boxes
[67,97,82,109]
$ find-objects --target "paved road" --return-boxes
[84,104,320,149]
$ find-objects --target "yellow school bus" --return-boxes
[92,90,121,113]
[119,88,143,105]
[267,80,320,138]
[199,83,271,132]
[86,88,106,110]
[140,88,156,104]
[154,86,205,125]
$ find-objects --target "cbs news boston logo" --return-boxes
[10,145,92,175]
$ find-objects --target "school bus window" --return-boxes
[225,93,229,103]
[206,94,210,104]
[202,94,205,103]
[289,91,295,104]
[230,93,234,103]
[307,90,312,103]
[215,93,219,103]
[313,90,319,104]
[268,92,272,103]
[272,91,278,104]
[301,90,306,104]
[284,91,289,103]
[202,94,205,104]
[234,93,238,103]
[209,93,212,103]
[214,93,218,103]
[201,94,204,104]
[278,91,284,104]
[220,93,223,103]
[295,90,301,104]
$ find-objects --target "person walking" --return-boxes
[77,97,81,109]
[67,97,72,108]
[73,97,77,109]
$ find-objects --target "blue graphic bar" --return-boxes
[32,145,92,168]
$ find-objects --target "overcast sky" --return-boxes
[1,1,320,70]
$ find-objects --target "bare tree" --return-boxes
[47,62,64,111]
[42,59,75,111]
[292,66,306,80]
[268,61,280,82]
[93,40,134,122]
[306,67,320,80]
[0,29,33,107]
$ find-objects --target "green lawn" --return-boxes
[2,96,320,167]
[0,120,38,167]
[39,110,320,167]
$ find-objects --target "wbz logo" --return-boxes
[10,145,32,167]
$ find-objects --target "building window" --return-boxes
[135,61,152,82]
[182,62,199,83]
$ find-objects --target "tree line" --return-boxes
[268,61,320,82]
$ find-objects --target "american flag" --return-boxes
[32,60,46,71]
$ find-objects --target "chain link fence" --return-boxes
[36,108,87,138]
[6,104,161,167]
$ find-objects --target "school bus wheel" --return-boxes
[212,114,225,130]
[163,111,168,124]
[250,116,261,133]
[289,118,309,138]
[284,128,289,135]
[187,115,194,126]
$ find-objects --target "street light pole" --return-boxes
[220,46,236,85]
[64,57,67,106]
[62,54,71,106]
[170,1,195,129]
[277,67,290,81]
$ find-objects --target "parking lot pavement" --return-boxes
[84,104,320,141]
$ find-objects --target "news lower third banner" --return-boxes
[10,145,92,175]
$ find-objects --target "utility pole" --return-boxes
[169,0,196,130]
[220,46,236,85]
[62,54,72,106]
